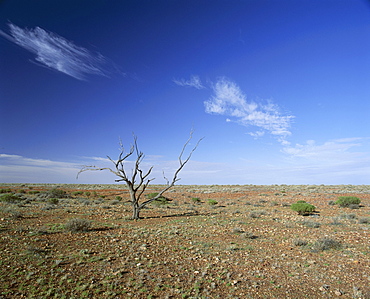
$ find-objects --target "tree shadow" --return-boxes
[141,211,214,219]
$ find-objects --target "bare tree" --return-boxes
[78,131,203,220]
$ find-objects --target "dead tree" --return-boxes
[78,131,202,220]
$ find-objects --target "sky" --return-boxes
[1,0,370,185]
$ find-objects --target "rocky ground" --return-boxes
[0,184,370,298]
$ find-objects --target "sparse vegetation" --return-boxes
[48,198,59,205]
[0,194,22,203]
[46,188,68,199]
[358,217,370,224]
[191,197,201,203]
[207,199,218,205]
[72,191,84,196]
[0,183,369,298]
[293,239,308,247]
[312,237,342,251]
[339,213,357,220]
[64,218,92,232]
[249,210,267,218]
[0,188,12,193]
[28,190,40,195]
[301,220,321,228]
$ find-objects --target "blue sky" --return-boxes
[1,0,369,185]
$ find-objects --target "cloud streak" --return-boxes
[204,78,294,144]
[1,149,369,185]
[0,23,117,80]
[173,75,205,89]
[282,138,366,161]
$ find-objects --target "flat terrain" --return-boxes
[1,184,370,298]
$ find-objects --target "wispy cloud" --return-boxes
[0,153,219,184]
[204,78,294,145]
[1,149,369,185]
[0,23,119,80]
[0,154,118,183]
[173,75,205,89]
[282,138,366,161]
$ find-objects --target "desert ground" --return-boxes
[0,183,369,298]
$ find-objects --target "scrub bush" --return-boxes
[48,198,59,205]
[312,237,342,251]
[290,202,316,215]
[0,194,22,203]
[147,193,170,205]
[335,196,361,207]
[46,188,68,199]
[72,191,83,196]
[64,218,92,232]
[191,197,201,203]
[358,217,370,224]
[293,239,308,247]
[207,199,218,205]
[0,188,12,193]
[249,210,267,218]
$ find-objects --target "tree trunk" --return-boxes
[132,203,140,220]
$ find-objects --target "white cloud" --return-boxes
[282,138,364,161]
[0,154,82,183]
[1,148,369,185]
[204,78,294,144]
[248,130,265,138]
[277,137,370,184]
[0,153,222,185]
[0,23,118,80]
[173,75,205,89]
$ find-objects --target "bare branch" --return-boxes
[76,165,120,180]
[78,130,203,219]
[139,132,203,209]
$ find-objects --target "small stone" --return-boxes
[319,285,330,291]
[334,290,343,296]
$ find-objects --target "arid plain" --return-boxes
[1,184,369,298]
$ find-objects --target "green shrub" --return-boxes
[0,188,12,194]
[335,196,361,207]
[115,196,122,201]
[28,190,40,195]
[290,202,316,215]
[207,199,218,205]
[0,194,22,203]
[72,191,83,196]
[47,188,68,199]
[48,198,59,205]
[85,191,91,197]
[191,197,201,203]
[146,192,160,199]
[64,218,91,232]
[146,192,169,205]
